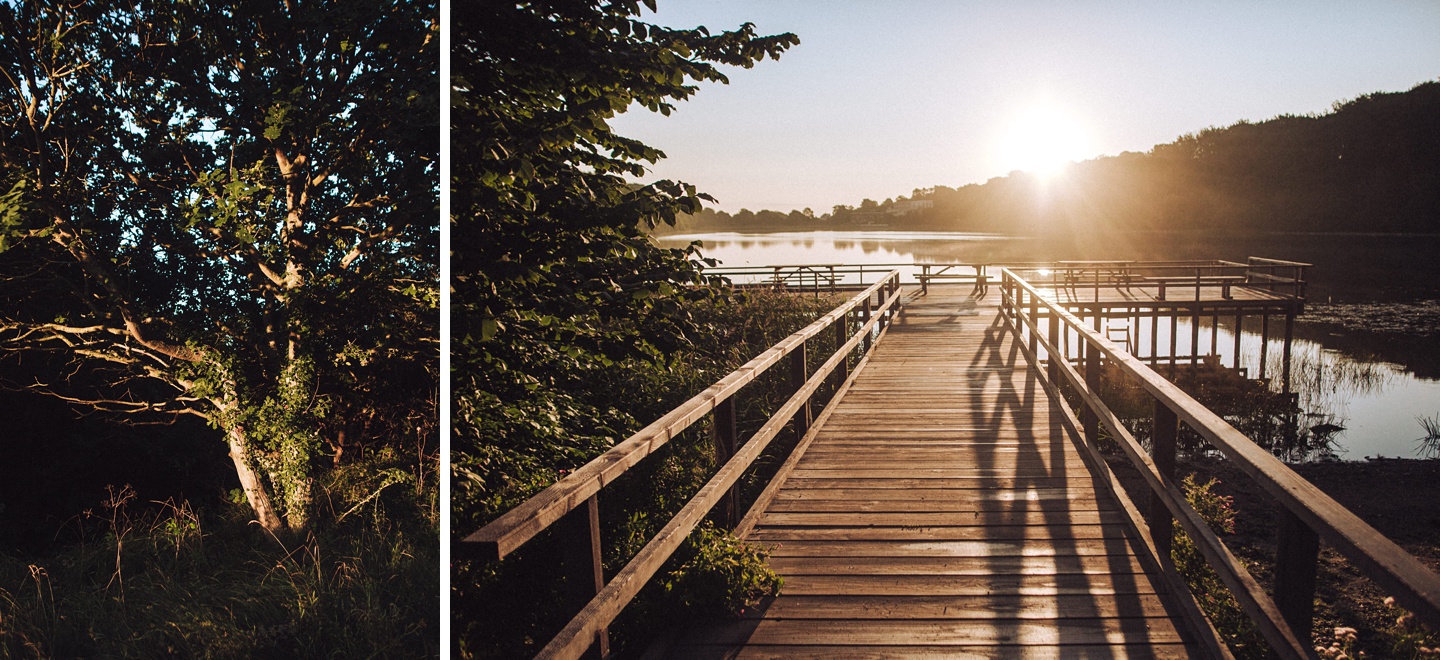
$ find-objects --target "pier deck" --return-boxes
[668,287,1207,658]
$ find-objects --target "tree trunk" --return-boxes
[226,423,286,534]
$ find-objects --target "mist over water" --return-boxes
[657,230,1440,460]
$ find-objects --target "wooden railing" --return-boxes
[463,271,904,659]
[1008,259,1309,305]
[1242,257,1309,300]
[998,268,1440,659]
[703,263,910,292]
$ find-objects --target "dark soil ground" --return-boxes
[1107,455,1440,657]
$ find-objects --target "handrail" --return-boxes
[998,268,1439,658]
[463,272,901,559]
[465,270,904,659]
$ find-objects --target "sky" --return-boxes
[609,1,1440,214]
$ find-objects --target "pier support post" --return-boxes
[1282,313,1295,393]
[1234,313,1244,371]
[1169,311,1178,376]
[1149,401,1178,558]
[1151,307,1159,365]
[1191,298,1201,369]
[1259,313,1270,380]
[1210,310,1219,357]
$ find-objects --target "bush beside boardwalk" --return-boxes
[1106,455,1440,658]
[455,290,847,658]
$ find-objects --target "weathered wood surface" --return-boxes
[664,287,1206,658]
[1035,283,1290,307]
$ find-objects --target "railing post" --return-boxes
[862,295,873,353]
[1028,291,1038,358]
[790,341,812,436]
[1083,334,1100,446]
[1047,307,1059,384]
[713,397,738,528]
[1275,509,1321,640]
[833,314,848,389]
[1149,401,1178,559]
[560,494,609,658]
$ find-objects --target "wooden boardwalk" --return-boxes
[669,287,1207,658]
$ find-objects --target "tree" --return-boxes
[0,0,439,534]
[451,0,797,529]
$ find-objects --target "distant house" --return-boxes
[887,200,934,216]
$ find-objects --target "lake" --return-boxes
[655,230,1440,461]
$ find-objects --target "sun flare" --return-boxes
[999,105,1095,181]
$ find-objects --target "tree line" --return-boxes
[656,79,1440,236]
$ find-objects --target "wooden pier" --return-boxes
[665,287,1213,657]
[464,260,1440,660]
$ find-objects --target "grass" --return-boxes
[0,450,438,658]
[1417,413,1440,458]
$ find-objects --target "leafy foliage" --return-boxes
[0,0,438,532]
[451,0,797,531]
[456,289,843,657]
[660,521,782,619]
[1171,475,1267,659]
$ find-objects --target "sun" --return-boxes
[998,105,1096,181]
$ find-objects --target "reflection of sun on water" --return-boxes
[999,105,1096,182]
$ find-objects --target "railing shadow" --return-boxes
[966,297,1164,657]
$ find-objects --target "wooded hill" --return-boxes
[656,79,1440,236]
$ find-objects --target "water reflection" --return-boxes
[1074,311,1438,461]
[654,230,1440,461]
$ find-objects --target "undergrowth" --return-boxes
[1171,475,1267,658]
[455,289,846,657]
[0,448,438,658]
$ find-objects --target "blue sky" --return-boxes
[609,1,1440,213]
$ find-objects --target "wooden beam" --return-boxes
[1003,269,1440,635]
[463,274,901,560]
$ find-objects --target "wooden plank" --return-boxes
[781,477,1092,489]
[772,487,1099,502]
[758,509,1129,528]
[1008,268,1440,635]
[681,618,1186,646]
[749,524,1132,542]
[672,643,1197,659]
[788,467,1092,480]
[734,593,1173,619]
[675,286,1205,658]
[768,497,1108,513]
[763,538,1150,558]
[766,554,1151,577]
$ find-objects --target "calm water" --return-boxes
[656,230,1440,461]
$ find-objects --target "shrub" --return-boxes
[1171,475,1267,659]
